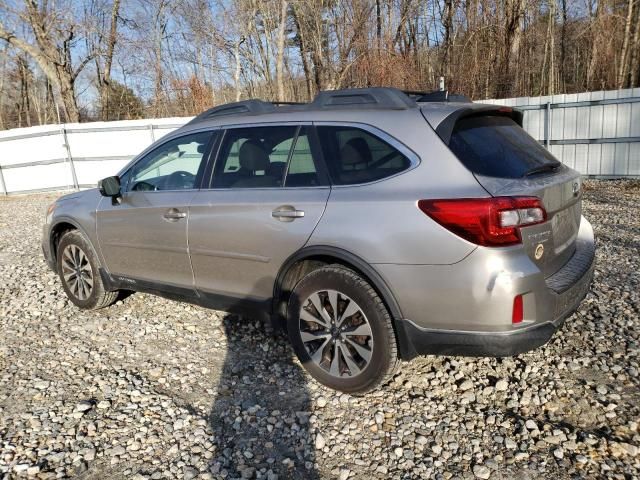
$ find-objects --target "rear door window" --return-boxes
[283,129,325,187]
[212,126,298,188]
[316,126,411,185]
[449,115,561,178]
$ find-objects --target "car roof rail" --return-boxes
[311,87,418,110]
[188,99,276,124]
[186,87,423,126]
[407,90,472,103]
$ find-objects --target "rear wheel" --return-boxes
[57,230,119,310]
[287,265,399,393]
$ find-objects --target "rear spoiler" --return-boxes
[432,105,524,145]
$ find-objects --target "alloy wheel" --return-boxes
[61,244,94,301]
[299,290,373,378]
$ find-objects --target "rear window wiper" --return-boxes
[524,163,561,177]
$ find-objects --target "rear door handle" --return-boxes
[272,206,305,222]
[163,208,187,221]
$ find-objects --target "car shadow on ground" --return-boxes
[207,313,319,479]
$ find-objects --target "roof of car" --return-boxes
[185,87,476,127]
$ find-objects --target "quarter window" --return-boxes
[128,132,212,191]
[316,126,411,185]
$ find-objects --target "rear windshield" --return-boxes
[449,115,561,178]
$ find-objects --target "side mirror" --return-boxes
[98,175,121,197]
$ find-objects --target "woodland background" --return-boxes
[0,0,639,130]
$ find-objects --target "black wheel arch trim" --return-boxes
[273,245,417,359]
[274,246,403,318]
[48,216,94,264]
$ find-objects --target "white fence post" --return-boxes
[61,125,79,190]
[545,101,551,149]
[0,165,7,195]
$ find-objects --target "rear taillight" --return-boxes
[417,196,546,246]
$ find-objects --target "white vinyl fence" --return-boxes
[479,88,640,177]
[1,88,639,195]
[0,117,192,195]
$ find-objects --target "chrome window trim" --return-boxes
[312,121,422,188]
[197,185,331,192]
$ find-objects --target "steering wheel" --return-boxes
[166,170,195,189]
[131,180,158,191]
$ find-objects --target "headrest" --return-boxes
[340,137,372,165]
[197,144,206,154]
[239,140,270,171]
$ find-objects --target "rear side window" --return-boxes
[316,126,411,185]
[449,115,561,178]
[211,126,325,188]
[212,126,297,188]
[284,130,324,187]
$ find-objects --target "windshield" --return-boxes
[449,115,561,178]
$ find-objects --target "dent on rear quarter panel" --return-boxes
[308,116,487,265]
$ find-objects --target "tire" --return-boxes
[56,230,119,310]
[287,265,399,394]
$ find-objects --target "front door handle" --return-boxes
[272,206,305,222]
[163,208,187,221]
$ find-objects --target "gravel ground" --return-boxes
[0,180,639,480]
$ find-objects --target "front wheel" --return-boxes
[56,230,119,310]
[287,265,399,394]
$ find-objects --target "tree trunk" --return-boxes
[234,37,243,102]
[548,0,556,94]
[617,0,634,88]
[57,67,80,122]
[291,5,313,100]
[501,0,526,97]
[99,0,122,120]
[441,0,454,81]
[18,56,31,127]
[275,0,289,102]
[376,0,382,52]
[630,1,640,86]
[587,0,603,89]
[559,0,567,91]
[0,22,80,123]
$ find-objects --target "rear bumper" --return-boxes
[397,316,563,358]
[388,217,595,359]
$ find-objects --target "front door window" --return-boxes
[128,132,212,191]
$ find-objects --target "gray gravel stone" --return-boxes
[494,379,509,391]
[472,464,491,479]
[0,180,639,479]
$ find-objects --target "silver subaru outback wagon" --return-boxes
[42,88,595,393]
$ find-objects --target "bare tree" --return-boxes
[0,1,95,122]
[1,0,640,130]
[275,0,289,101]
[617,0,635,88]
